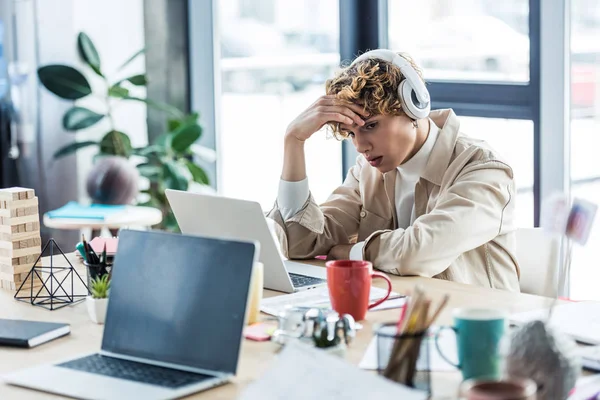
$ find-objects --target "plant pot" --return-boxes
[86,296,108,324]
[86,156,139,205]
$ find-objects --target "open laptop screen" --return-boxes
[101,229,257,375]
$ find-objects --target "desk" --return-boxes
[43,206,163,237]
[0,255,566,399]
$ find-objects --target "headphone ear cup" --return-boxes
[399,79,430,120]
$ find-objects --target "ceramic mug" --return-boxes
[326,260,392,321]
[436,308,508,381]
[459,378,537,400]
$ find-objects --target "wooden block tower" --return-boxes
[0,187,42,290]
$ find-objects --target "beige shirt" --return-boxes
[267,109,520,292]
[278,119,439,260]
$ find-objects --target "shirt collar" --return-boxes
[396,118,439,178]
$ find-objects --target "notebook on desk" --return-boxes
[46,202,126,220]
[510,301,600,345]
[0,319,70,348]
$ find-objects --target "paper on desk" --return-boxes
[369,296,407,311]
[510,301,600,345]
[238,341,427,400]
[568,374,600,400]
[359,326,458,372]
[260,286,402,316]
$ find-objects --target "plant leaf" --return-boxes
[118,47,146,71]
[62,106,104,131]
[53,141,98,159]
[108,85,129,98]
[168,118,181,132]
[163,161,189,191]
[185,160,209,185]
[38,65,92,100]
[126,74,147,86]
[171,123,202,153]
[133,145,165,158]
[124,96,184,118]
[190,144,217,163]
[77,32,102,76]
[99,130,132,157]
[137,163,162,181]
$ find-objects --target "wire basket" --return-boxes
[374,322,431,394]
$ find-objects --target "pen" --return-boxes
[76,242,87,261]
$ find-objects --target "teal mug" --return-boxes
[435,308,508,381]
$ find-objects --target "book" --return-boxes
[0,319,70,348]
[46,202,126,220]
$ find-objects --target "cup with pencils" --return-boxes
[80,234,111,293]
[375,285,449,393]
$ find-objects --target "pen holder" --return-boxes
[375,322,431,394]
[83,261,111,293]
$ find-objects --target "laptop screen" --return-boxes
[101,229,257,375]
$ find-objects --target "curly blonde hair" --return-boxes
[325,52,425,139]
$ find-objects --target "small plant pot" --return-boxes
[87,296,108,324]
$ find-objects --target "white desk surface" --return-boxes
[0,254,581,399]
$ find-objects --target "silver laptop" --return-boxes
[165,189,327,293]
[4,229,259,400]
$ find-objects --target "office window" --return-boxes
[388,0,529,82]
[569,0,600,300]
[217,0,342,210]
[459,117,534,227]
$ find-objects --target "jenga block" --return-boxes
[19,256,27,264]
[16,208,24,217]
[9,262,35,274]
[20,240,28,249]
[26,254,38,264]
[26,191,34,199]
[0,190,20,201]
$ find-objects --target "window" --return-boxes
[459,117,534,227]
[569,0,600,300]
[217,0,342,210]
[387,0,529,82]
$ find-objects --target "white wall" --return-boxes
[71,0,147,202]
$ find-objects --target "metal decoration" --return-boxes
[505,320,580,400]
[272,307,358,346]
[14,238,88,310]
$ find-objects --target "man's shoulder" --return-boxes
[454,133,511,167]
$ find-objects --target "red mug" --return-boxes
[326,260,392,321]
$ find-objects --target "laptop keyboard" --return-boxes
[289,272,326,288]
[58,354,213,388]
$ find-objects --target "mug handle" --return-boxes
[434,326,460,369]
[367,272,392,309]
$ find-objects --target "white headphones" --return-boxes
[350,49,431,120]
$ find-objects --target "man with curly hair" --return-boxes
[267,49,520,292]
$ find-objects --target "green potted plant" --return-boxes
[38,31,215,231]
[87,274,110,324]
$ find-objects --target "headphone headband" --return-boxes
[350,49,430,104]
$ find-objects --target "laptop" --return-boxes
[4,229,259,400]
[165,189,327,293]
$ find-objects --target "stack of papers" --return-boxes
[510,301,600,345]
[260,286,403,316]
[238,341,427,400]
[46,202,126,220]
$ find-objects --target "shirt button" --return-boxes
[360,211,367,218]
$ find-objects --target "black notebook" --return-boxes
[0,319,70,348]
